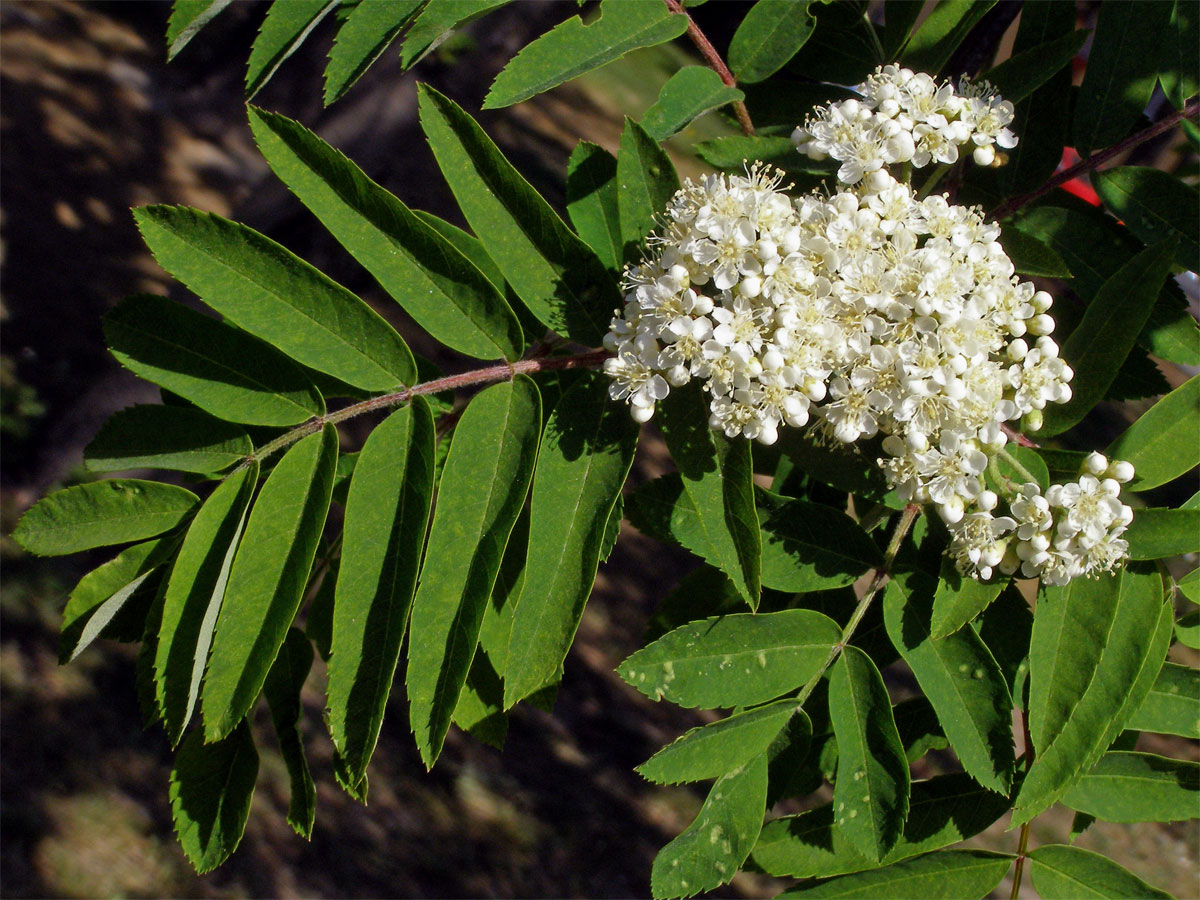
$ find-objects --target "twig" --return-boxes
[663,0,755,136]
[794,504,921,706]
[989,101,1200,221]
[241,348,611,468]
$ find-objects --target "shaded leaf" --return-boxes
[616,117,680,265]
[400,0,510,69]
[246,0,340,99]
[1160,0,1200,109]
[641,66,744,141]
[134,206,415,391]
[15,479,197,557]
[752,773,1011,879]
[1124,508,1200,560]
[167,0,234,60]
[1094,167,1200,271]
[893,697,948,764]
[1107,374,1200,492]
[169,720,258,874]
[728,0,816,84]
[982,29,1088,104]
[504,374,637,708]
[202,426,337,742]
[248,107,523,362]
[650,755,767,899]
[328,399,435,783]
[263,627,316,838]
[1040,238,1177,436]
[417,85,618,346]
[406,377,540,767]
[1015,568,1172,825]
[1127,662,1199,739]
[777,849,1014,899]
[637,698,801,785]
[484,0,687,109]
[323,0,423,104]
[901,1,997,74]
[156,463,258,745]
[1072,1,1174,155]
[61,537,177,663]
[1029,844,1173,900]
[882,569,1013,794]
[756,490,881,594]
[86,405,251,475]
[828,646,909,862]
[998,227,1071,278]
[103,294,324,427]
[566,141,622,271]
[1061,751,1199,823]
[618,609,841,709]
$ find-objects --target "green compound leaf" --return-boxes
[982,28,1088,104]
[1011,205,1200,367]
[930,561,1005,640]
[1015,568,1172,826]
[641,66,744,141]
[649,754,767,899]
[1029,844,1174,900]
[14,479,198,557]
[1124,508,1200,560]
[263,627,316,838]
[1072,0,1174,156]
[323,0,423,105]
[61,536,177,664]
[882,569,1014,794]
[617,609,841,709]
[694,134,797,169]
[1093,167,1199,271]
[134,205,416,392]
[776,849,1015,900]
[637,698,801,785]
[104,294,324,427]
[406,377,540,768]
[828,647,910,863]
[246,0,340,99]
[1040,238,1177,437]
[998,227,1071,278]
[400,0,510,69]
[616,117,680,266]
[728,0,816,84]
[202,425,337,743]
[169,719,258,874]
[328,399,435,785]
[566,141,622,272]
[248,107,523,362]
[752,773,1011,879]
[503,374,637,708]
[901,1,997,74]
[1160,0,1200,109]
[1126,662,1199,739]
[156,462,258,746]
[1107,374,1200,492]
[417,85,619,346]
[484,0,687,109]
[1061,751,1199,823]
[757,489,881,593]
[659,385,761,608]
[85,405,251,475]
[167,0,234,60]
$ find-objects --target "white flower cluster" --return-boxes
[603,68,1134,584]
[953,452,1136,583]
[792,65,1018,182]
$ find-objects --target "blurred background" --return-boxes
[1,2,1196,897]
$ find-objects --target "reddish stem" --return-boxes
[664,0,755,136]
[989,101,1199,221]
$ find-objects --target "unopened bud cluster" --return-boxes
[792,65,1018,181]
[603,68,1134,584]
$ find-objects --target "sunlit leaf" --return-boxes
[777,850,1014,899]
[1126,662,1200,739]
[246,0,340,99]
[1061,751,1199,823]
[1029,844,1173,899]
[901,1,997,74]
[323,0,423,104]
[566,141,622,271]
[728,0,816,84]
[641,66,744,140]
[1107,374,1200,492]
[167,0,234,60]
[616,117,679,266]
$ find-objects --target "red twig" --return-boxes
[989,101,1199,221]
[663,0,755,136]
